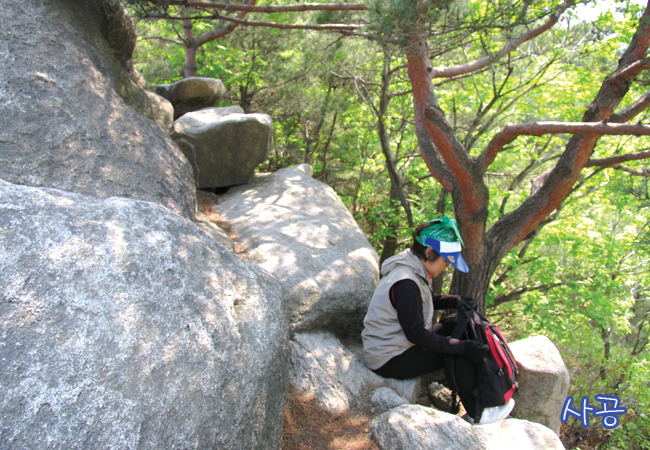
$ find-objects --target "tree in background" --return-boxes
[368,0,650,308]
[128,0,367,77]
[130,0,650,311]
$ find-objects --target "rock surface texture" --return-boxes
[0,0,194,218]
[289,331,420,415]
[510,335,571,435]
[371,405,565,450]
[0,181,289,450]
[171,106,273,189]
[155,77,226,119]
[215,164,380,335]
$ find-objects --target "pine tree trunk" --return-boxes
[182,18,198,78]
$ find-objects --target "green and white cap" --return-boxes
[416,216,469,273]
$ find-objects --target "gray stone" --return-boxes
[371,405,565,450]
[154,84,171,98]
[0,180,289,450]
[0,0,194,217]
[371,388,409,413]
[215,164,380,335]
[96,0,174,130]
[117,74,175,131]
[171,107,272,189]
[510,335,571,435]
[289,331,419,415]
[194,210,235,251]
[96,0,137,73]
[158,77,226,119]
[428,382,454,412]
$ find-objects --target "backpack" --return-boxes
[443,300,518,423]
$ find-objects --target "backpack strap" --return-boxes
[445,355,461,415]
[445,299,484,421]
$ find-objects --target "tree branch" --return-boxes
[428,1,573,79]
[491,279,581,308]
[142,1,368,13]
[194,0,256,47]
[587,149,650,167]
[479,122,650,172]
[611,90,650,123]
[388,88,413,99]
[608,164,650,177]
[608,58,650,84]
[406,42,457,192]
[137,35,184,45]
[211,13,363,31]
[487,0,650,259]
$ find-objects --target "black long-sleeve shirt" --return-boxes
[389,279,466,355]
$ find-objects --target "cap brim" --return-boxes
[441,252,469,273]
[420,236,470,273]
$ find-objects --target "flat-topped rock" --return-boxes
[155,77,226,119]
[171,107,273,189]
[371,405,565,450]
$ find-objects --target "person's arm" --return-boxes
[432,294,459,311]
[390,279,465,355]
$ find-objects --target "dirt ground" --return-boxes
[281,387,379,450]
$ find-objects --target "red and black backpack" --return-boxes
[444,300,519,422]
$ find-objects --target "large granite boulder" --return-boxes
[371,405,565,450]
[0,0,193,218]
[0,180,289,449]
[171,106,273,189]
[93,0,174,130]
[215,164,380,335]
[290,331,420,415]
[155,77,226,119]
[510,335,571,434]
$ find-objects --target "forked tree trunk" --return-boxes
[405,2,650,311]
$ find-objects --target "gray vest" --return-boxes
[361,250,433,370]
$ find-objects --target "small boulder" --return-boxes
[156,77,226,119]
[371,405,565,450]
[371,388,409,413]
[510,335,571,435]
[171,107,273,189]
[215,164,380,335]
[428,382,454,412]
[290,331,419,415]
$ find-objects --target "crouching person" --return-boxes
[361,216,514,424]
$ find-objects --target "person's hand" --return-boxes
[463,340,489,364]
[457,296,478,311]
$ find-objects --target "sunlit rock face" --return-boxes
[510,335,571,435]
[289,331,420,415]
[0,180,289,450]
[371,405,565,450]
[0,0,195,218]
[215,164,380,337]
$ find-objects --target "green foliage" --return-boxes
[490,175,650,448]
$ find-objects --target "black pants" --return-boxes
[371,322,479,418]
[371,320,457,379]
[372,344,446,379]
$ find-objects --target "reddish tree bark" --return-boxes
[406,2,650,310]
